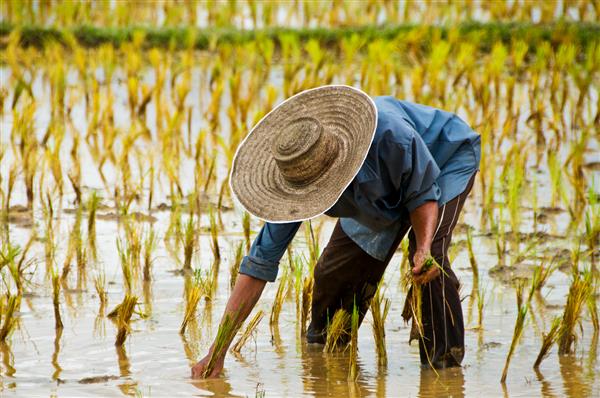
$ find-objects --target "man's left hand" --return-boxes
[411,250,440,285]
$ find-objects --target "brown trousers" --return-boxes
[307,174,476,368]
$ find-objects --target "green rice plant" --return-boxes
[201,313,238,378]
[399,238,410,276]
[51,266,63,330]
[180,271,204,335]
[117,239,133,294]
[533,317,561,369]
[230,241,243,291]
[466,228,479,288]
[501,282,529,383]
[180,215,196,272]
[269,270,287,332]
[231,310,264,353]
[477,285,486,329]
[324,308,350,353]
[305,221,321,267]
[242,212,251,253]
[301,274,314,336]
[348,302,359,382]
[86,191,101,260]
[558,268,594,354]
[142,227,157,282]
[292,255,304,320]
[209,207,220,262]
[0,295,20,342]
[115,294,137,346]
[370,285,390,367]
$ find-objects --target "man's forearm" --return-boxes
[210,274,266,356]
[409,200,439,254]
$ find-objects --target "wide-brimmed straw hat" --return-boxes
[230,85,377,223]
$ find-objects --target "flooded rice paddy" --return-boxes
[1,24,599,397]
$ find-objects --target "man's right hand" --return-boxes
[191,352,225,378]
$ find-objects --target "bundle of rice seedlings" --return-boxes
[180,271,205,335]
[324,308,351,352]
[51,266,63,330]
[0,295,19,342]
[533,317,561,369]
[401,257,438,341]
[269,271,287,332]
[558,269,593,354]
[501,283,529,383]
[231,310,264,353]
[348,302,359,382]
[115,294,137,346]
[229,242,243,291]
[202,314,238,378]
[371,285,390,367]
[301,274,314,335]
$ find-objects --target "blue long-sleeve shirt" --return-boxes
[239,96,481,282]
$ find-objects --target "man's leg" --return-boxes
[408,173,476,368]
[307,221,410,343]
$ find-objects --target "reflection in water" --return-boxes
[299,343,371,397]
[559,354,591,398]
[51,327,63,381]
[418,366,465,398]
[534,368,558,398]
[190,376,244,398]
[116,346,138,396]
[143,280,153,317]
[180,333,199,366]
[1,342,16,377]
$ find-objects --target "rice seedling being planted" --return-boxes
[501,281,532,383]
[324,308,350,353]
[201,314,238,378]
[370,285,391,367]
[231,310,264,353]
[114,294,138,346]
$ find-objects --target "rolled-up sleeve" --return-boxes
[239,221,301,282]
[400,132,441,212]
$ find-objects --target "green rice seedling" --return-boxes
[142,227,157,282]
[348,302,359,382]
[115,294,137,346]
[305,221,321,267]
[370,285,390,367]
[533,317,561,369]
[51,266,63,330]
[558,268,594,354]
[242,211,251,252]
[180,270,206,335]
[231,310,264,353]
[209,207,220,262]
[117,239,133,294]
[292,255,304,320]
[477,285,486,329]
[301,274,314,336]
[86,191,101,260]
[94,271,108,311]
[269,270,287,333]
[324,308,351,352]
[230,242,243,291]
[501,283,529,383]
[181,215,196,272]
[201,313,238,378]
[399,238,410,276]
[466,229,479,288]
[0,295,19,342]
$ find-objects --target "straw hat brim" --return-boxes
[230,85,377,223]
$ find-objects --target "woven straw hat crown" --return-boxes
[230,85,377,222]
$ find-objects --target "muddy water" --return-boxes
[1,64,599,397]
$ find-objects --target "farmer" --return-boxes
[192,85,480,377]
